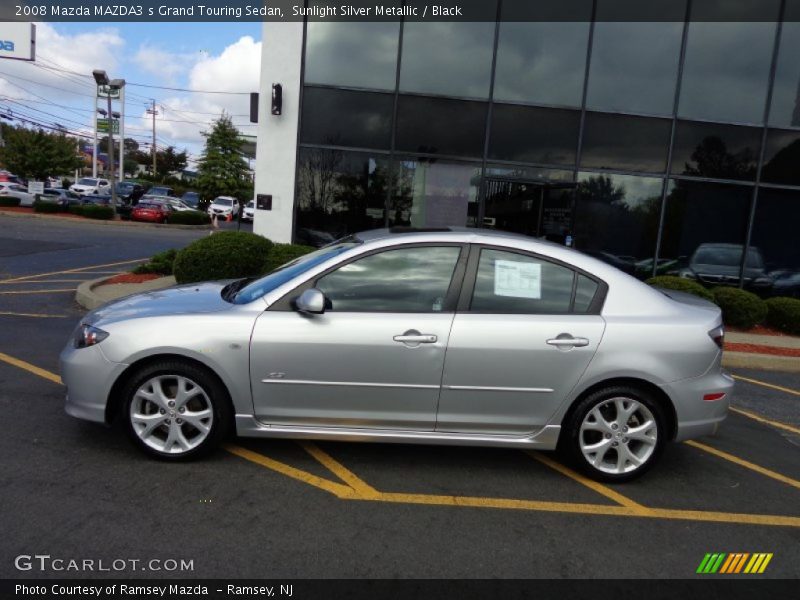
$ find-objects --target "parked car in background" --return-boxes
[680,243,773,294]
[70,178,111,196]
[0,182,36,206]
[147,186,174,197]
[0,170,23,184]
[116,181,145,203]
[131,200,173,223]
[61,228,733,481]
[47,176,62,188]
[242,200,255,222]
[40,188,82,209]
[207,196,239,219]
[181,191,200,208]
[769,269,800,298]
[82,193,115,206]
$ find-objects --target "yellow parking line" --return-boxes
[527,451,649,512]
[301,441,380,498]
[0,311,66,318]
[0,258,146,283]
[0,279,98,284]
[224,444,357,498]
[732,374,800,397]
[685,440,800,491]
[0,351,62,384]
[0,289,75,294]
[729,407,800,436]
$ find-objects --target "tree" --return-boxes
[196,113,249,201]
[98,136,139,154]
[0,124,83,180]
[155,146,187,179]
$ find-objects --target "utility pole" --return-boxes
[146,99,158,176]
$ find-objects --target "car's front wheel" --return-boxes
[562,385,666,482]
[122,361,232,460]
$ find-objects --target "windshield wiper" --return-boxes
[221,277,253,302]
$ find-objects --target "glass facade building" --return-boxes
[289,0,800,297]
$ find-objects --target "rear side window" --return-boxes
[470,249,599,314]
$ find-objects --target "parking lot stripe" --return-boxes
[685,440,800,490]
[527,451,649,512]
[0,289,75,294]
[729,407,800,435]
[224,444,358,499]
[301,442,381,499]
[0,351,62,384]
[0,279,101,284]
[0,311,66,318]
[732,374,800,397]
[0,258,146,283]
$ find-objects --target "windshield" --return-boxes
[214,198,233,206]
[77,178,97,185]
[233,242,360,305]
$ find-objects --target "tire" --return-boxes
[122,360,232,460]
[560,385,666,482]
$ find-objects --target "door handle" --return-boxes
[393,330,438,344]
[546,336,590,348]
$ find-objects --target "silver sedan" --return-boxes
[60,228,733,481]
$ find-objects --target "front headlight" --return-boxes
[73,324,109,348]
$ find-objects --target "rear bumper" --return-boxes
[661,368,735,441]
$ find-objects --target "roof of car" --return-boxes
[355,226,561,246]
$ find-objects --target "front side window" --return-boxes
[316,246,461,313]
[471,249,596,314]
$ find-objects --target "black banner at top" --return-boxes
[2,0,799,22]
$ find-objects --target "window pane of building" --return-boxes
[761,129,800,186]
[750,187,800,298]
[300,87,393,149]
[399,21,496,99]
[471,249,575,314]
[484,165,575,183]
[586,21,683,116]
[580,113,672,173]
[304,20,400,90]
[390,159,481,228]
[670,121,761,181]
[494,21,590,107]
[678,21,777,124]
[574,173,662,278]
[659,180,753,288]
[488,104,580,165]
[295,149,390,244]
[317,246,461,313]
[769,14,800,127]
[395,96,487,158]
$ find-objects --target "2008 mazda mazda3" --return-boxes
[61,228,733,481]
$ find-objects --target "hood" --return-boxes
[85,281,233,326]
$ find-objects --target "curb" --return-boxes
[722,352,800,373]
[75,275,176,310]
[0,209,212,230]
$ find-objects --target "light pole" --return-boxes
[93,70,125,217]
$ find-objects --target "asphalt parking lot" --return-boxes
[0,216,798,579]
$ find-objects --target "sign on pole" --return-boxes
[97,85,121,99]
[0,23,35,62]
[97,118,120,134]
[28,181,44,195]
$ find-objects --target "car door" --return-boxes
[249,244,466,430]
[437,246,607,435]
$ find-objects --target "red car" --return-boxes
[131,201,172,223]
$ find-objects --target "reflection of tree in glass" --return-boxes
[297,145,343,214]
[761,137,800,184]
[577,175,625,206]
[683,136,756,180]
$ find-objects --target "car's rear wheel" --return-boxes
[562,385,665,482]
[122,361,231,460]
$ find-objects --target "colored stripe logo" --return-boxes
[697,553,773,574]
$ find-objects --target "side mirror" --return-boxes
[295,288,326,314]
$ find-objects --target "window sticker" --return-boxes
[494,260,541,299]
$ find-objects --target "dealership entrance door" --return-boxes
[483,178,575,244]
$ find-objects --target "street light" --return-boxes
[92,70,125,216]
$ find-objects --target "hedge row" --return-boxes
[173,231,274,284]
[133,249,177,275]
[33,200,62,213]
[166,211,211,225]
[69,204,115,220]
[0,197,21,207]
[765,297,800,336]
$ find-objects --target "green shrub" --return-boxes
[173,231,274,284]
[68,205,84,216]
[711,287,767,329]
[33,199,62,213]
[0,197,21,207]
[166,210,211,225]
[80,205,114,220]
[645,275,715,303]
[262,243,315,274]
[765,297,800,335]
[133,249,177,276]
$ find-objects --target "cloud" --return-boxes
[133,45,188,84]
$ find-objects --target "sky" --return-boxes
[0,22,263,167]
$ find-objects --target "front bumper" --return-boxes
[60,343,128,424]
[662,368,735,441]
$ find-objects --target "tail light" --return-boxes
[708,325,724,350]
